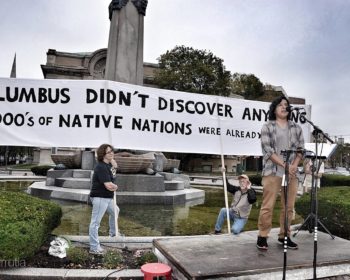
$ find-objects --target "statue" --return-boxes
[109,0,148,19]
[114,151,181,174]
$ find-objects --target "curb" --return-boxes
[0,268,143,280]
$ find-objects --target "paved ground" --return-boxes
[0,169,45,181]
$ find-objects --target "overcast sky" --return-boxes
[1,0,349,142]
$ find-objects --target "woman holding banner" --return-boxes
[89,144,119,255]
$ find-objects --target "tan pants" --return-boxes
[258,175,298,238]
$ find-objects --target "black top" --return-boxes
[90,162,115,198]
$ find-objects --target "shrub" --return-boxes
[295,187,350,240]
[0,191,62,259]
[103,250,123,269]
[249,173,350,187]
[321,174,350,187]
[66,247,89,265]
[247,174,262,186]
[31,165,54,176]
[136,250,158,266]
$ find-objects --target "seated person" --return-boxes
[214,174,257,234]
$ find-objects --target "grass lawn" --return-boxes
[172,187,303,235]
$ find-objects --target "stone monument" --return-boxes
[105,0,148,85]
[29,0,204,205]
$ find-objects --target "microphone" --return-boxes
[286,105,304,112]
[280,147,305,155]
[296,147,306,154]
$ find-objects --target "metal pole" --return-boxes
[282,151,291,280]
[313,137,319,279]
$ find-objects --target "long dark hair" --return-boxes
[268,96,291,120]
[96,144,114,162]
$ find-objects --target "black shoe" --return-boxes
[214,230,222,234]
[257,236,268,250]
[278,237,298,249]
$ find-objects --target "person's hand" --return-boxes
[221,167,226,172]
[105,183,118,191]
[111,159,118,169]
[289,164,298,178]
[110,184,118,191]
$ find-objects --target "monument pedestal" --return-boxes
[30,170,204,205]
[81,151,95,170]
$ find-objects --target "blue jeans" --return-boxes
[215,208,248,234]
[89,197,119,250]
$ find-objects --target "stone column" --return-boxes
[105,0,148,85]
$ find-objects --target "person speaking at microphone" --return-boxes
[256,96,304,250]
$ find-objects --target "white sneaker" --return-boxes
[89,247,104,255]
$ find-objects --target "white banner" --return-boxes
[0,78,311,155]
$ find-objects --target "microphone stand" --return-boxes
[280,149,292,280]
[292,113,335,280]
